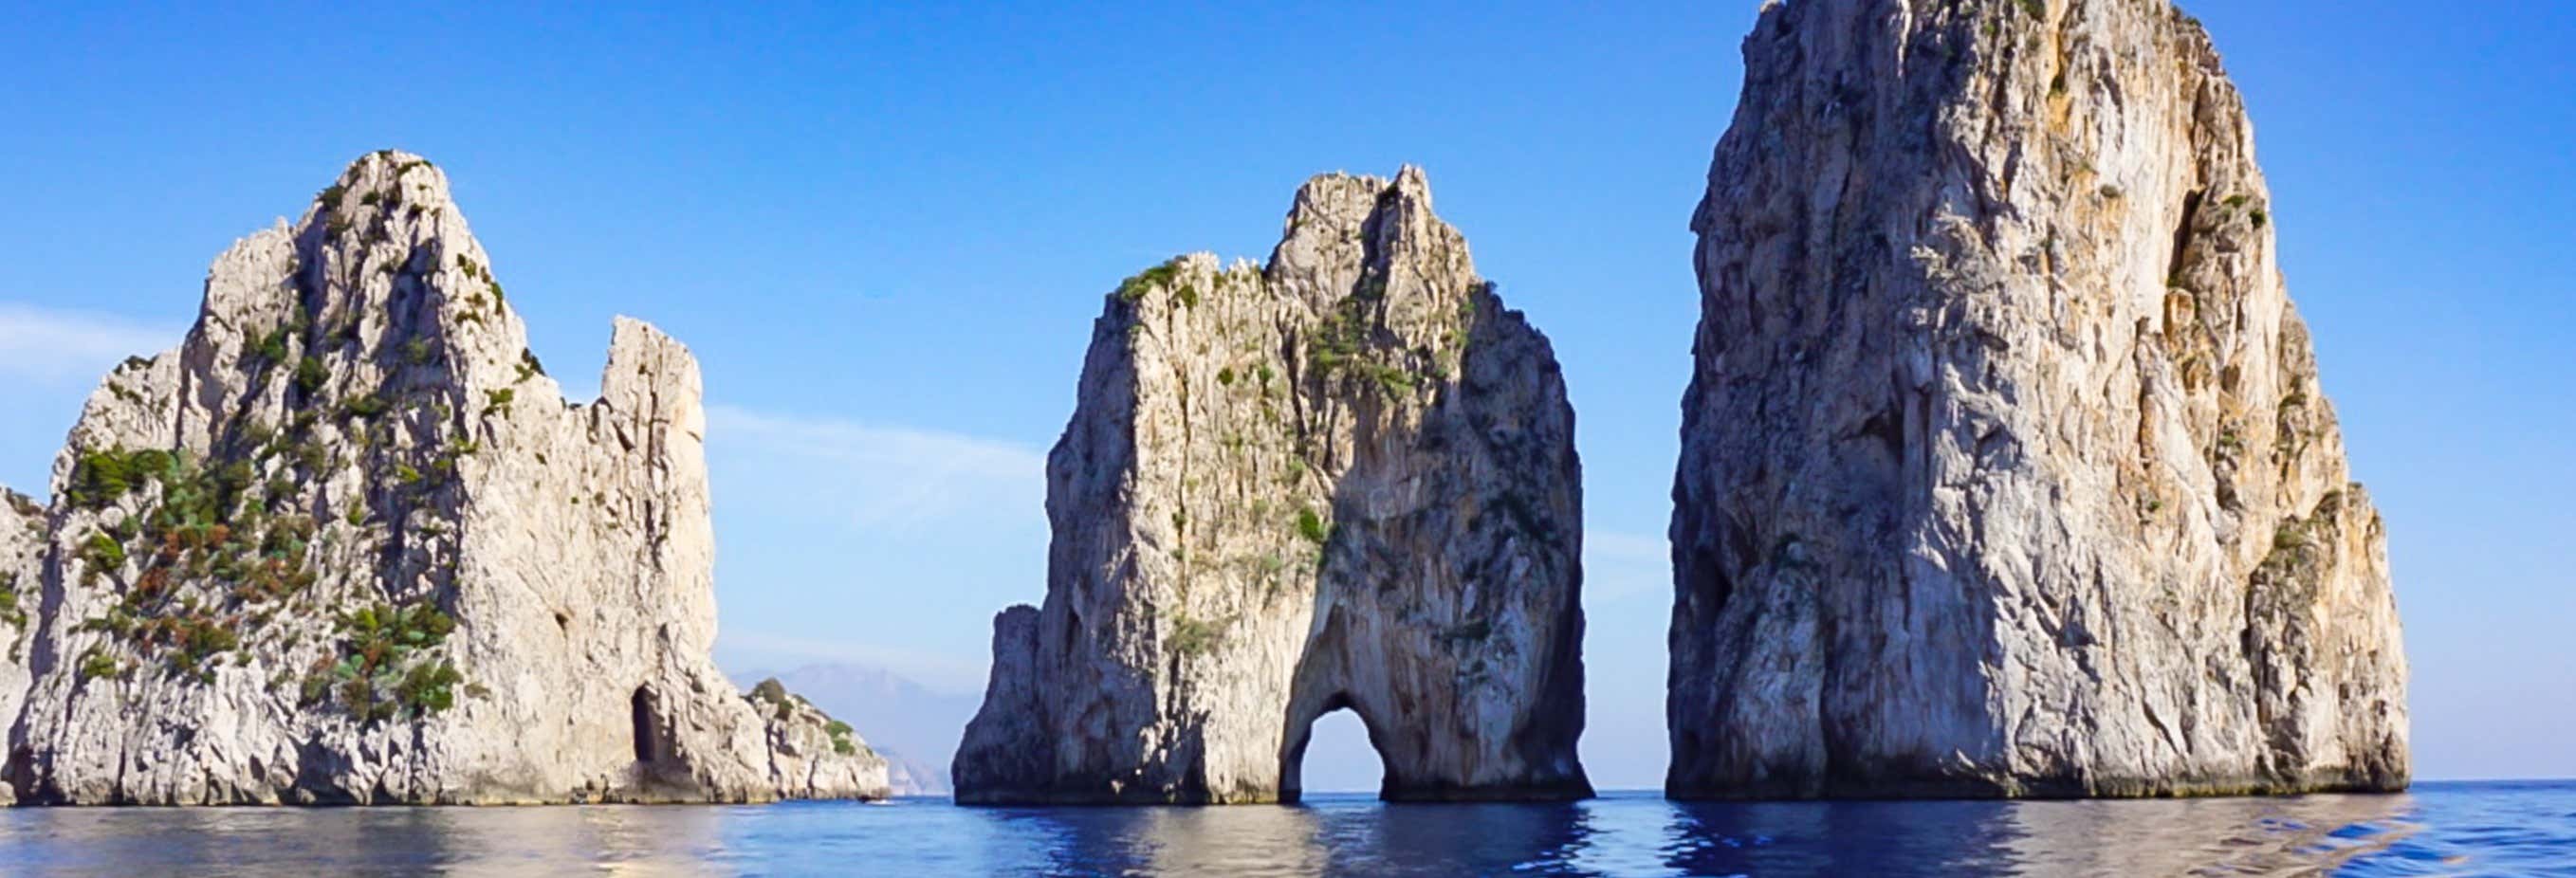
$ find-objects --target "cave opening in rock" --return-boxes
[1281,694,1389,802]
[630,686,657,764]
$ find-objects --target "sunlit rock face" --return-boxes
[956,169,1591,804]
[1667,0,2407,798]
[0,152,887,804]
[0,492,40,806]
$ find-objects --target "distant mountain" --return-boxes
[876,749,948,796]
[733,663,982,796]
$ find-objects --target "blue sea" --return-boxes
[1,782,2568,876]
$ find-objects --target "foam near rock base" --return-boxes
[0,151,888,804]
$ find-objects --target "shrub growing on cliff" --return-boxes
[67,452,136,509]
[80,531,126,574]
[317,600,464,723]
[746,678,798,714]
[161,612,240,680]
[1114,258,1185,303]
[1167,613,1232,658]
[1164,613,1231,653]
[1295,507,1329,545]
[0,574,23,629]
[66,448,176,510]
[825,719,857,756]
[252,326,291,365]
[294,442,329,473]
[78,649,120,683]
[294,356,328,394]
[396,660,465,714]
[1366,363,1414,395]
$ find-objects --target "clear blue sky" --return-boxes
[0,2,2567,790]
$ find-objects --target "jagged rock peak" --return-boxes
[955,168,1590,804]
[0,151,888,805]
[1666,0,2405,798]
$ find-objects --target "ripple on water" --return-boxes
[0,782,2568,876]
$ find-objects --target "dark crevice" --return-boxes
[1850,404,1906,459]
[2166,188,2206,289]
[630,686,657,764]
[1683,536,1734,620]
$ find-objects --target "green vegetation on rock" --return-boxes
[294,356,328,394]
[1295,507,1329,545]
[1114,258,1186,304]
[306,600,465,723]
[1167,612,1232,658]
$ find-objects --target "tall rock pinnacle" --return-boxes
[1666,0,2407,797]
[955,169,1592,804]
[0,151,888,804]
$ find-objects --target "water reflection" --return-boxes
[1997,794,2420,874]
[0,804,735,876]
[1003,804,1330,875]
[0,785,2543,876]
[1661,793,2420,877]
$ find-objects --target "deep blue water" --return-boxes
[1,782,2569,876]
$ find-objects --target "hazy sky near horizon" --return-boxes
[0,2,2568,791]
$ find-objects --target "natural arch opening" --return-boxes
[630,686,658,764]
[1280,693,1389,802]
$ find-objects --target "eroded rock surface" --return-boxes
[1667,0,2406,798]
[0,152,888,804]
[956,169,1590,804]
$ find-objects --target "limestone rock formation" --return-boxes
[0,492,41,806]
[0,151,888,804]
[1667,0,2406,798]
[956,169,1590,804]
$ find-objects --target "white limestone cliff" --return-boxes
[0,152,888,804]
[1666,0,2407,797]
[956,169,1590,803]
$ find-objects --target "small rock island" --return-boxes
[955,169,1592,804]
[1665,0,2408,798]
[0,152,888,804]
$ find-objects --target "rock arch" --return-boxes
[1279,692,1386,802]
[954,168,1591,805]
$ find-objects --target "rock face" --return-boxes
[0,152,888,804]
[739,662,979,796]
[1666,0,2406,798]
[955,169,1590,804]
[0,493,41,806]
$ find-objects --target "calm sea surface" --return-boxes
[1,781,2568,876]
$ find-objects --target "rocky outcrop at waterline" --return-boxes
[0,151,888,804]
[954,168,1591,804]
[1665,0,2407,798]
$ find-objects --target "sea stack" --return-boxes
[0,152,888,804]
[955,169,1590,804]
[1666,0,2407,797]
